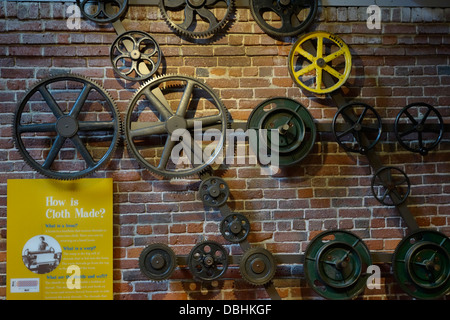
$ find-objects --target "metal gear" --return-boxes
[139,243,177,281]
[250,0,318,38]
[110,30,162,82]
[12,74,122,180]
[199,176,229,207]
[159,0,235,38]
[220,213,250,243]
[124,74,229,179]
[76,0,128,24]
[239,247,276,286]
[187,241,229,281]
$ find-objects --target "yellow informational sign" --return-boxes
[6,178,113,300]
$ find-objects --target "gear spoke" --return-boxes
[18,123,56,133]
[78,120,116,131]
[143,88,174,120]
[176,79,195,117]
[71,134,96,168]
[70,83,93,118]
[43,135,66,169]
[196,7,219,27]
[38,86,64,118]
[129,122,166,138]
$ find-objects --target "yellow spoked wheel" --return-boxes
[288,31,352,94]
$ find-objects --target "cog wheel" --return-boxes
[13,74,122,180]
[110,30,162,82]
[188,241,229,281]
[288,31,352,94]
[239,247,276,286]
[199,176,229,207]
[304,230,372,300]
[250,0,318,38]
[220,213,250,243]
[139,243,177,281]
[76,0,128,24]
[124,74,229,179]
[392,229,450,300]
[159,0,235,38]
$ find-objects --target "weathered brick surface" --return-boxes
[0,3,449,300]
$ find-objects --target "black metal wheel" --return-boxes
[220,213,250,243]
[139,243,177,281]
[394,103,444,156]
[159,0,235,38]
[110,30,162,82]
[13,74,121,180]
[199,176,229,207]
[250,0,318,38]
[76,0,128,23]
[371,166,411,206]
[239,247,276,286]
[332,102,382,154]
[124,74,229,178]
[188,241,228,281]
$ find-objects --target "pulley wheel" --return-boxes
[188,241,228,281]
[139,243,177,281]
[220,213,250,243]
[199,176,229,208]
[247,97,316,167]
[288,31,352,94]
[371,166,411,206]
[392,229,450,299]
[77,0,128,23]
[304,230,372,300]
[394,103,444,156]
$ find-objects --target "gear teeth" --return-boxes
[238,247,276,286]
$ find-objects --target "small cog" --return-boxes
[239,247,276,286]
[139,243,177,281]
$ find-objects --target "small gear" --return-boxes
[220,213,250,243]
[199,176,229,207]
[77,0,128,24]
[139,243,177,281]
[12,74,122,180]
[159,0,235,38]
[239,247,276,286]
[188,241,229,281]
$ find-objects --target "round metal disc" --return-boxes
[239,247,276,286]
[304,230,372,300]
[199,176,230,208]
[220,213,250,243]
[188,241,228,281]
[392,229,450,300]
[139,243,177,281]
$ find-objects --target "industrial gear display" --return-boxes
[12,74,122,180]
[159,0,235,38]
[246,97,317,167]
[219,213,250,243]
[239,247,277,286]
[76,0,129,23]
[288,31,352,94]
[139,243,177,281]
[304,230,373,300]
[249,0,318,38]
[124,74,229,178]
[110,30,162,82]
[394,102,445,156]
[332,102,383,154]
[392,229,450,300]
[199,176,230,208]
[370,166,411,207]
[187,241,229,281]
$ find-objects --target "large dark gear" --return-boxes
[199,176,230,207]
[76,0,128,24]
[239,247,276,286]
[187,241,229,281]
[139,243,177,281]
[220,213,250,243]
[159,0,235,38]
[13,74,122,180]
[124,74,229,179]
[250,0,318,38]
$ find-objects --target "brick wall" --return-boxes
[0,2,449,300]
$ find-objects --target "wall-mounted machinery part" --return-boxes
[187,241,229,281]
[139,243,177,281]
[199,176,230,207]
[110,30,162,82]
[394,102,444,156]
[124,74,229,178]
[304,230,372,300]
[220,213,250,243]
[13,74,122,180]
[239,247,276,286]
[371,166,411,207]
[288,31,352,94]
[159,0,235,38]
[392,229,450,300]
[247,97,316,167]
[249,0,318,38]
[332,102,383,154]
[77,0,129,23]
